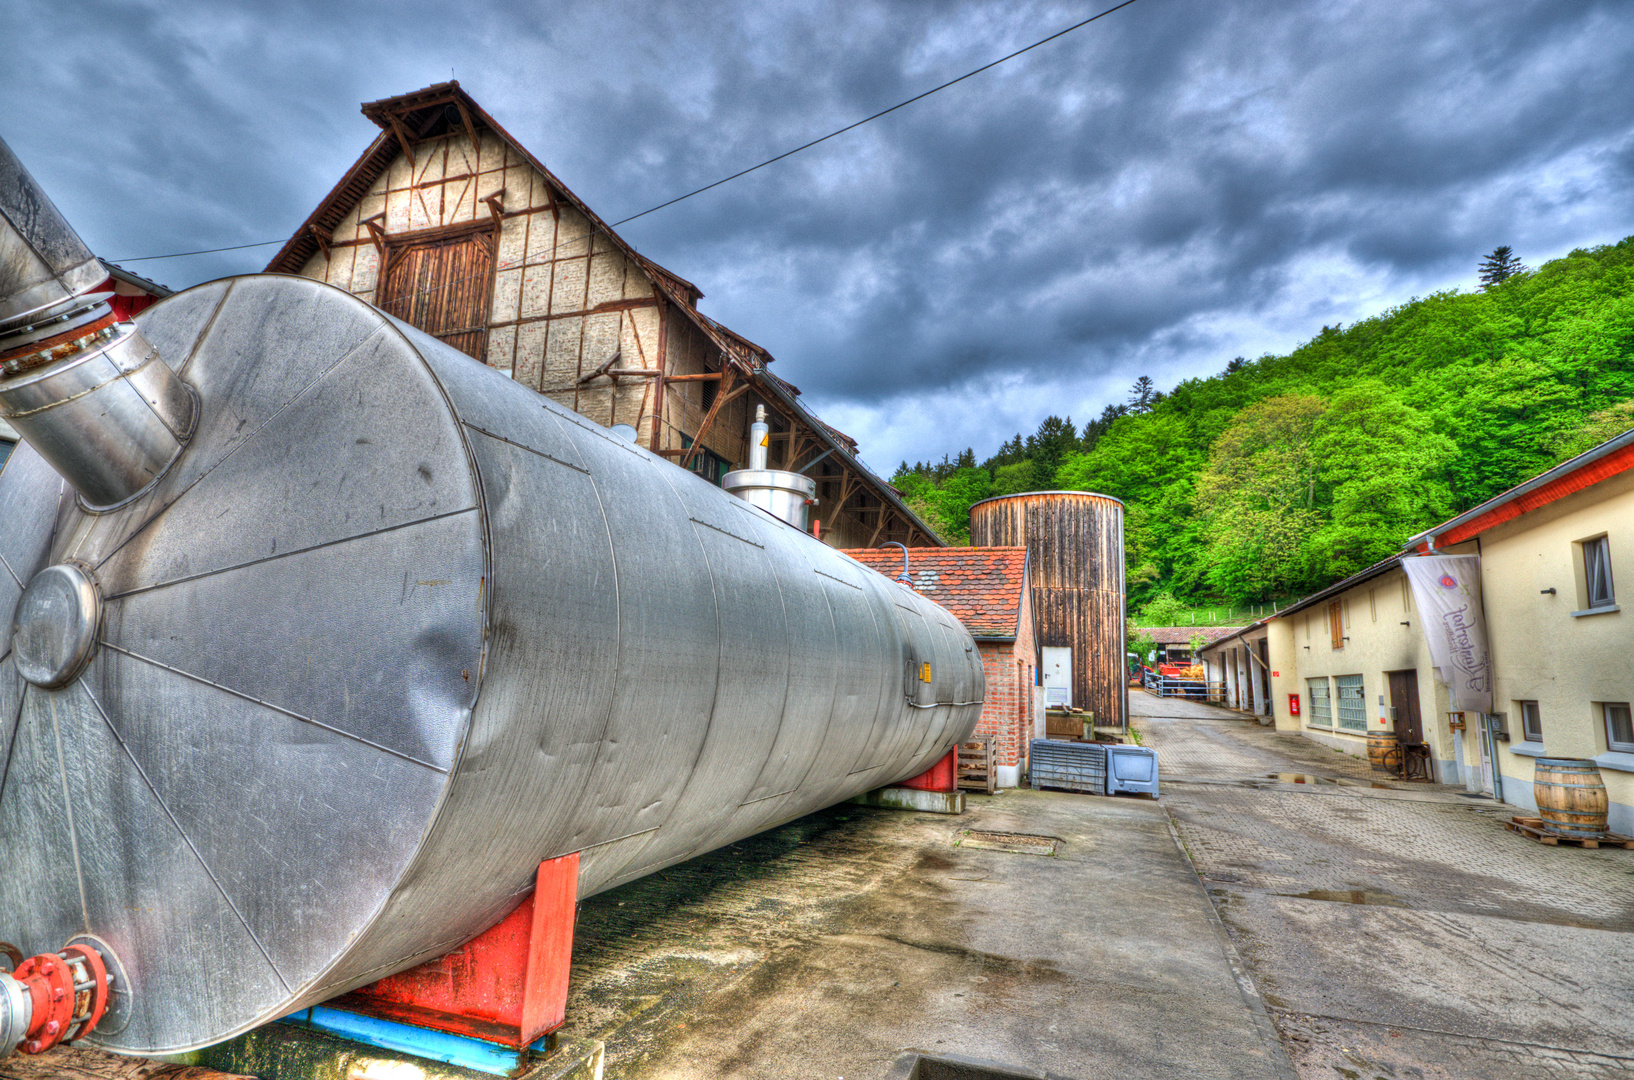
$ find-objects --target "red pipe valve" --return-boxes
[0,944,112,1057]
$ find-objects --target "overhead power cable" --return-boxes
[111,0,1140,262]
[609,0,1142,226]
[112,237,286,263]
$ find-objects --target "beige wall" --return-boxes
[1478,467,1634,834]
[1263,557,1466,782]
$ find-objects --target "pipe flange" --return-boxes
[63,937,127,1036]
[0,971,30,1058]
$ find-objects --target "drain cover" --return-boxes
[953,830,1061,856]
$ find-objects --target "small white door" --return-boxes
[1477,718,1495,795]
[1041,646,1072,708]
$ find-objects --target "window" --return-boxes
[1584,536,1615,608]
[1335,675,1366,731]
[1606,703,1634,753]
[1328,600,1345,649]
[1307,678,1332,726]
[1518,701,1542,743]
[678,434,730,486]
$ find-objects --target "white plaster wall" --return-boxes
[1480,467,1634,833]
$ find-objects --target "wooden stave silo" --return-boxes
[969,491,1126,729]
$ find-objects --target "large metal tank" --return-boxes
[969,491,1125,728]
[0,145,983,1055]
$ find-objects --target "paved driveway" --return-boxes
[1135,691,1634,1080]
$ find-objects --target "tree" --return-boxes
[1557,399,1634,461]
[1196,394,1327,602]
[1137,590,1189,626]
[1024,415,1079,479]
[1129,376,1156,412]
[1478,246,1528,288]
[990,460,1040,496]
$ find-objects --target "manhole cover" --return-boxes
[953,830,1061,856]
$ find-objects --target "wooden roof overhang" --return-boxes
[266,81,939,546]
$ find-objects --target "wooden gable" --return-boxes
[267,82,939,549]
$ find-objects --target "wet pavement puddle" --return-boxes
[1266,773,1395,789]
[1278,887,1409,907]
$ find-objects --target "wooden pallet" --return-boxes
[1505,816,1634,848]
[957,737,996,795]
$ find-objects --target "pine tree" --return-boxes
[1129,376,1156,413]
[1478,246,1528,288]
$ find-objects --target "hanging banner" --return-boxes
[1401,555,1492,713]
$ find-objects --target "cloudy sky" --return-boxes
[4,0,1632,473]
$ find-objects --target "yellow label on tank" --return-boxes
[922,662,932,683]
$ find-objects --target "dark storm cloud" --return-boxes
[3,0,1632,466]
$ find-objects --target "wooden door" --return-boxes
[1388,669,1424,744]
[379,224,495,360]
[1256,639,1271,714]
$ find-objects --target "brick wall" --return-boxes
[971,585,1038,776]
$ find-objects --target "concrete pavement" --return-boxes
[1136,691,1634,1079]
[555,779,1293,1078]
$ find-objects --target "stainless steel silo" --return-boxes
[0,138,984,1057]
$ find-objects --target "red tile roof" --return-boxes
[842,547,1029,639]
[1142,626,1246,645]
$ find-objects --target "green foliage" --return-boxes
[894,237,1634,606]
[1137,590,1190,626]
[1126,622,1158,665]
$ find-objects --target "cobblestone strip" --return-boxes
[1167,782,1634,924]
[1280,1011,1634,1080]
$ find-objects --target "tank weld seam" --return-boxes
[78,680,292,992]
[0,681,25,815]
[0,349,162,421]
[91,325,394,574]
[99,506,481,602]
[689,517,763,548]
[460,422,589,473]
[45,691,93,933]
[905,698,983,709]
[174,279,235,377]
[97,641,450,773]
[814,567,861,589]
[739,788,794,806]
[578,825,659,852]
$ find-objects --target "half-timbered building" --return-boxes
[265,82,937,548]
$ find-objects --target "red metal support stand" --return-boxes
[331,852,580,1048]
[898,749,957,793]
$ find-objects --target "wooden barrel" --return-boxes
[1534,758,1609,838]
[1367,730,1399,772]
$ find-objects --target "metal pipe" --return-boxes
[748,403,768,470]
[0,137,194,508]
[881,541,912,584]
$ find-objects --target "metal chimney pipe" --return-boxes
[0,136,193,508]
[748,403,768,470]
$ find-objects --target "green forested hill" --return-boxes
[893,237,1634,613]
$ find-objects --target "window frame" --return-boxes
[1605,702,1634,754]
[1517,700,1542,744]
[1307,677,1333,727]
[1582,534,1616,609]
[1334,674,1367,732]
